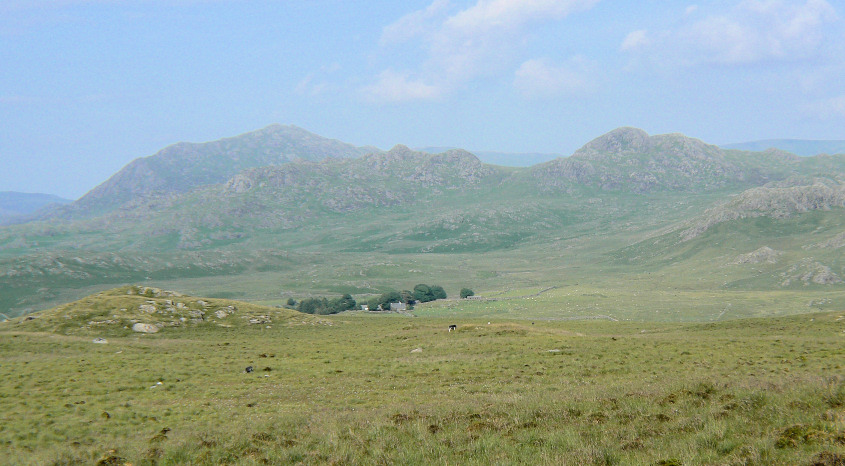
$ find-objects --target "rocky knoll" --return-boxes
[681,181,845,240]
[5,286,326,336]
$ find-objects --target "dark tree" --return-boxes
[297,294,356,315]
[399,290,416,305]
[297,298,321,314]
[379,291,402,309]
[460,288,474,299]
[413,284,434,303]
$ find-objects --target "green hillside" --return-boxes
[3,127,845,319]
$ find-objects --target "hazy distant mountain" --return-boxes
[722,139,845,156]
[530,127,806,193]
[72,124,378,213]
[0,192,72,224]
[5,125,845,316]
[417,147,560,167]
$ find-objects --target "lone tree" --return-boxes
[460,288,474,299]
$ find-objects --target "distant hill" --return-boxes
[529,127,806,193]
[71,124,379,213]
[0,192,72,214]
[417,147,560,167]
[0,192,72,224]
[722,139,845,156]
[5,125,845,317]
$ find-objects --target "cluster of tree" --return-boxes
[288,284,459,315]
[412,284,446,303]
[366,284,448,311]
[292,294,356,315]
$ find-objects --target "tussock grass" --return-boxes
[1,300,843,464]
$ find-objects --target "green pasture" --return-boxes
[416,285,845,322]
[1,297,843,465]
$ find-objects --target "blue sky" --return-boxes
[2,0,844,199]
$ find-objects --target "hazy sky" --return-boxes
[2,0,844,199]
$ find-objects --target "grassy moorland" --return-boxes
[1,288,843,465]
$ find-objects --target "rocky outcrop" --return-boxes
[781,260,842,286]
[731,246,782,265]
[681,182,845,240]
[810,232,845,250]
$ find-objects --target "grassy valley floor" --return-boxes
[1,307,844,465]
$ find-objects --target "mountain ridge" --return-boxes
[4,125,845,317]
[71,124,378,213]
[0,192,73,225]
[528,127,805,193]
[723,139,845,156]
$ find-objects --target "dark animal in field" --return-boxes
[245,366,254,373]
[448,325,457,332]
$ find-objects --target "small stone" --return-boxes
[411,348,423,353]
[139,304,156,313]
[132,323,159,333]
[92,338,108,344]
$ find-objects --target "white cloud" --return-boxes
[380,0,451,46]
[623,0,840,65]
[360,70,443,104]
[803,94,845,119]
[366,0,600,102]
[433,0,599,80]
[513,57,591,98]
[620,29,649,52]
[443,0,598,33]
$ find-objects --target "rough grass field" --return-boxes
[417,285,845,322]
[1,291,844,465]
